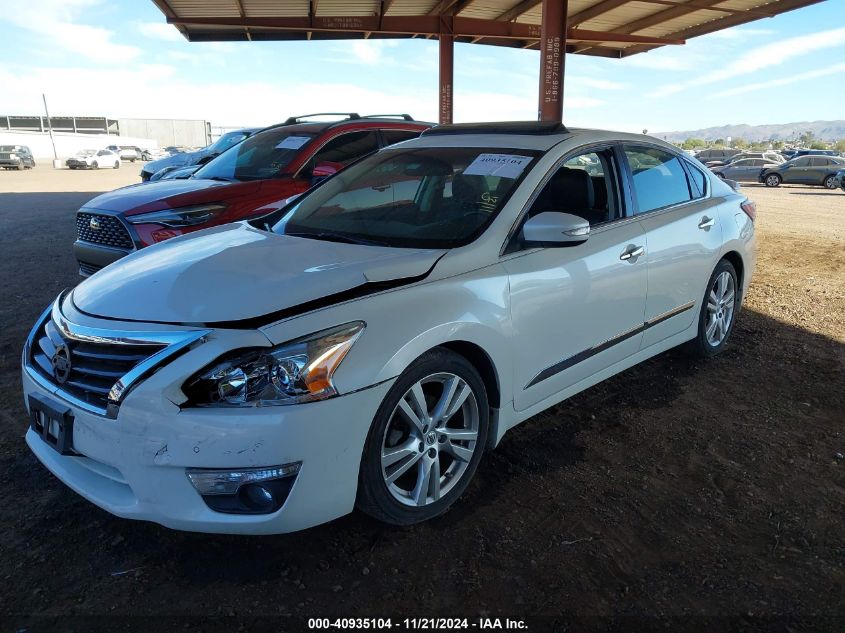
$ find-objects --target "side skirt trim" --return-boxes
[525,301,695,389]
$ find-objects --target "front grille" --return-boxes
[29,317,165,412]
[76,212,134,250]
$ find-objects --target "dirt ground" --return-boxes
[0,168,842,631]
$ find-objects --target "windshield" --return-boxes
[78,150,96,156]
[206,131,251,155]
[273,147,539,249]
[194,128,316,182]
[0,146,21,152]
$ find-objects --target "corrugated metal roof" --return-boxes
[151,0,824,57]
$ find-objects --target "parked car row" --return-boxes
[22,121,756,534]
[707,150,845,189]
[74,113,432,276]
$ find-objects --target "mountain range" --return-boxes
[656,120,845,142]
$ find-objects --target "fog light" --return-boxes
[241,483,275,511]
[186,463,300,515]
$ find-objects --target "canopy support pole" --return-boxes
[439,17,454,125]
[538,0,568,121]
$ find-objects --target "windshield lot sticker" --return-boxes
[275,136,311,150]
[463,154,532,179]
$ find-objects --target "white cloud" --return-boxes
[711,61,845,98]
[138,22,183,43]
[1,0,139,64]
[706,27,776,40]
[570,77,626,91]
[654,26,845,97]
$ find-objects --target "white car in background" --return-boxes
[106,145,142,162]
[65,149,120,170]
[23,122,756,534]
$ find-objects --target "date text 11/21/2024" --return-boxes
[307,618,528,630]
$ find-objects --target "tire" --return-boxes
[114,161,120,169]
[16,164,24,171]
[92,161,99,169]
[357,348,489,525]
[823,175,836,189]
[764,173,781,187]
[685,259,739,358]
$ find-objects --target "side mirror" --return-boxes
[522,212,590,246]
[311,161,343,185]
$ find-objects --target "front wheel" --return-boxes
[92,161,99,169]
[764,174,781,187]
[686,260,739,358]
[823,175,836,189]
[357,349,489,525]
[113,161,120,169]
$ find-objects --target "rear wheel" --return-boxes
[357,348,489,525]
[686,259,739,358]
[823,175,836,189]
[92,161,99,169]
[765,174,781,187]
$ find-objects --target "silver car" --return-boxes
[22,123,756,533]
[712,158,781,183]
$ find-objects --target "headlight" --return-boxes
[184,322,365,407]
[125,203,227,227]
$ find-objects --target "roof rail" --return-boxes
[361,114,415,121]
[423,121,569,136]
[283,112,361,125]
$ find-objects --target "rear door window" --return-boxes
[623,146,692,214]
[313,131,379,167]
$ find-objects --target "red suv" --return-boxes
[73,114,431,276]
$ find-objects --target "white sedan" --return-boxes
[23,123,756,534]
[66,149,120,170]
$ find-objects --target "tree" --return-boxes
[835,139,845,152]
[771,140,785,150]
[733,137,749,149]
[681,137,706,150]
[799,130,816,146]
[809,141,828,150]
[712,138,725,147]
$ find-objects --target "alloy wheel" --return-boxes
[381,372,479,507]
[824,176,836,189]
[766,175,780,187]
[705,271,736,347]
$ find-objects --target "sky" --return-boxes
[0,0,843,134]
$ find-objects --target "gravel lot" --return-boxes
[0,166,843,630]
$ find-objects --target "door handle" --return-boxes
[698,216,715,230]
[619,245,645,261]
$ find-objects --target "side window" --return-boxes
[623,146,692,214]
[312,131,379,167]
[685,161,708,199]
[527,149,619,226]
[793,157,810,167]
[381,130,421,146]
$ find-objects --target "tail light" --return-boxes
[740,199,756,222]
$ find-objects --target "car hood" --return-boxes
[71,223,445,325]
[82,179,242,214]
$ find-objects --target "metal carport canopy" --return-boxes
[151,0,824,123]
